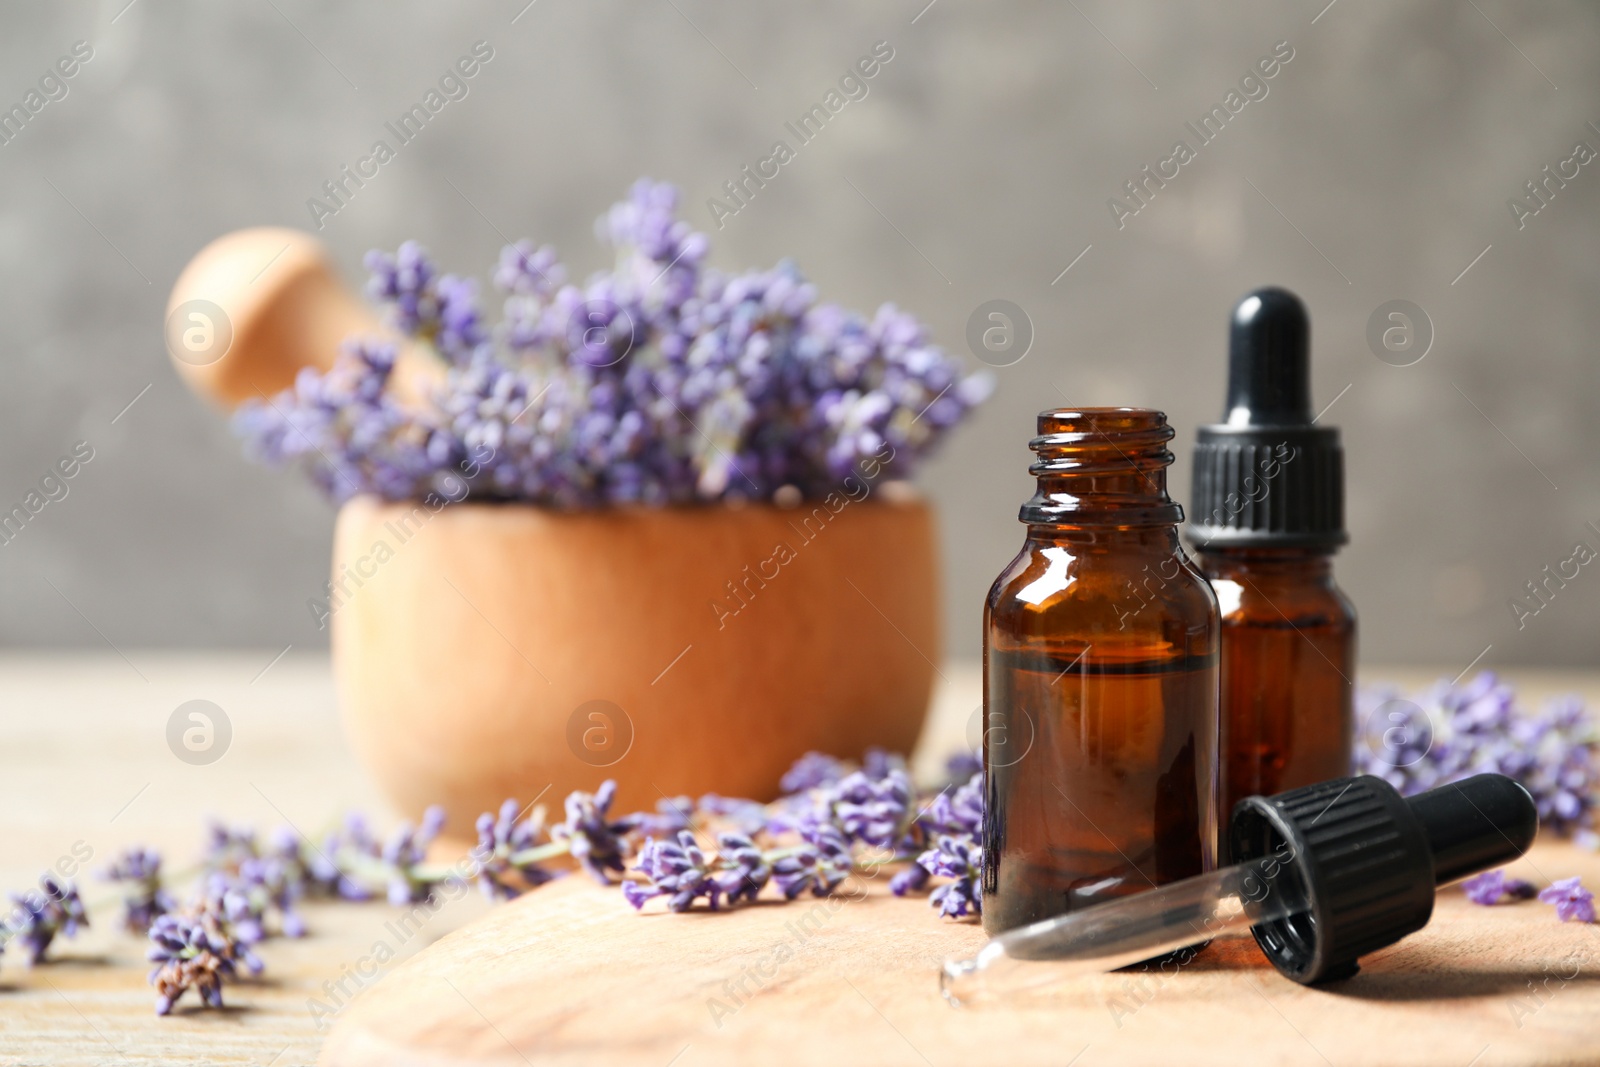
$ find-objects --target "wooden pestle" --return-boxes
[165,227,441,410]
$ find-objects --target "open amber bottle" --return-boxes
[983,408,1220,936]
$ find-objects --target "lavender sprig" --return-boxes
[102,847,176,933]
[551,781,638,884]
[472,798,558,901]
[919,835,983,919]
[1355,672,1597,843]
[147,910,262,1015]
[621,830,775,912]
[3,874,87,964]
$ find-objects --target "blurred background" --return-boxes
[1,0,1596,670]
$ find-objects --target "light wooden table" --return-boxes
[0,655,1595,1066]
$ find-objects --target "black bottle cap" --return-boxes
[1229,774,1538,985]
[1189,287,1346,550]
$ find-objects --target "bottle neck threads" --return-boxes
[1021,408,1185,527]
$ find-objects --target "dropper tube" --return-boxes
[942,846,1306,1005]
[942,774,1538,1003]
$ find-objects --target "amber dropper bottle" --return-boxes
[983,408,1219,936]
[1188,288,1355,834]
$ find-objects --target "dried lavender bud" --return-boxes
[888,861,931,897]
[624,830,780,911]
[942,752,983,784]
[200,820,260,874]
[860,747,905,781]
[829,769,915,850]
[379,806,448,904]
[1460,868,1537,906]
[771,825,852,900]
[3,874,87,964]
[779,752,848,794]
[698,793,770,837]
[1538,877,1596,924]
[101,847,176,934]
[920,771,983,839]
[473,798,557,901]
[623,831,716,913]
[628,796,695,838]
[710,832,772,906]
[918,835,983,920]
[552,781,637,884]
[147,910,261,1016]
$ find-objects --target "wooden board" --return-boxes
[320,840,1600,1067]
[4,657,1598,1065]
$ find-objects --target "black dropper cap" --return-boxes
[1229,774,1538,984]
[1189,287,1346,550]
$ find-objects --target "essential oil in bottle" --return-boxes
[982,408,1220,936]
[1188,287,1355,831]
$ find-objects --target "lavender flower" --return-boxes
[623,831,715,912]
[828,769,914,850]
[919,836,983,919]
[1538,877,1596,923]
[552,781,637,884]
[698,794,770,837]
[772,825,852,900]
[379,806,448,904]
[629,796,695,838]
[4,875,88,964]
[234,180,990,508]
[622,831,774,911]
[921,771,983,838]
[147,911,262,1015]
[1460,868,1536,906]
[943,751,983,784]
[779,752,848,794]
[1354,673,1597,843]
[200,820,259,874]
[102,847,176,933]
[473,798,557,901]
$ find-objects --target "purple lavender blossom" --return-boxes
[1353,673,1597,844]
[698,794,770,837]
[780,752,848,794]
[921,772,983,838]
[233,180,991,508]
[828,769,914,850]
[473,798,557,901]
[772,824,852,900]
[380,805,448,904]
[4,874,88,964]
[629,796,695,838]
[623,830,774,911]
[147,911,261,1015]
[365,241,439,337]
[552,781,638,884]
[943,752,983,784]
[889,862,931,897]
[1460,869,1536,906]
[623,831,716,912]
[919,835,983,919]
[1538,877,1596,923]
[102,847,176,933]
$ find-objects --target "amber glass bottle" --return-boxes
[1189,288,1354,831]
[982,408,1219,936]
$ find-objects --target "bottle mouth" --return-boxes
[1022,407,1183,526]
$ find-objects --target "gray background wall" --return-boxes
[0,0,1596,669]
